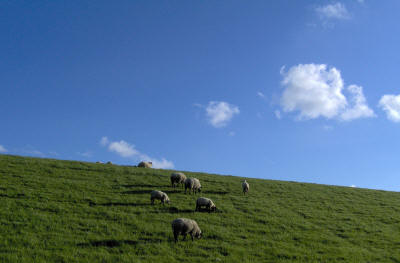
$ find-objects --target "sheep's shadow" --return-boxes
[122,190,151,195]
[96,202,149,207]
[122,190,181,195]
[201,190,229,195]
[121,184,162,188]
[149,207,194,214]
[78,238,163,248]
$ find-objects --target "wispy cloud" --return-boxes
[77,151,93,158]
[0,145,7,153]
[228,131,235,136]
[100,137,174,169]
[280,64,374,121]
[316,2,350,20]
[379,94,400,122]
[274,110,281,120]
[257,92,265,98]
[206,101,240,128]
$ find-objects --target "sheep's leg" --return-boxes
[174,232,178,243]
[151,198,154,205]
[191,234,194,241]
[195,204,199,211]
[183,234,187,241]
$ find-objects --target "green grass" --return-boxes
[1,154,400,262]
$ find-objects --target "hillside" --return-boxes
[0,154,400,262]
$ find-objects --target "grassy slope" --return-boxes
[0,155,400,262]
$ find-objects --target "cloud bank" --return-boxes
[280,64,374,121]
[0,145,7,153]
[100,137,174,169]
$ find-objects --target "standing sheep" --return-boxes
[138,161,152,168]
[184,178,201,194]
[170,172,187,188]
[171,218,202,243]
[195,197,217,212]
[242,180,249,195]
[150,190,170,205]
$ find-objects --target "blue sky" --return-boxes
[2,1,400,191]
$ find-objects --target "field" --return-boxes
[1,154,400,262]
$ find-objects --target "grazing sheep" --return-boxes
[195,197,216,212]
[170,172,187,188]
[242,180,249,195]
[185,178,201,194]
[171,218,202,243]
[106,161,112,165]
[150,190,170,205]
[138,161,152,168]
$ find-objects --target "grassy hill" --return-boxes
[1,154,400,262]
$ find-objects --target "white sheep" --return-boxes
[171,218,202,243]
[242,180,249,195]
[138,161,152,168]
[150,190,170,205]
[170,172,187,188]
[195,197,217,212]
[184,178,201,194]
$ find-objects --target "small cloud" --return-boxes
[100,137,174,169]
[206,101,240,128]
[108,140,138,158]
[0,145,7,153]
[77,151,92,158]
[274,110,281,119]
[379,94,400,122]
[193,103,203,108]
[257,92,265,98]
[228,131,235,136]
[316,2,350,20]
[100,136,109,146]
[350,184,357,188]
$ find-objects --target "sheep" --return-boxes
[150,190,170,205]
[138,161,152,168]
[195,197,216,212]
[184,178,201,194]
[171,218,202,243]
[242,180,249,195]
[106,161,112,165]
[170,172,187,188]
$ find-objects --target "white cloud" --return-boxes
[108,140,138,158]
[257,92,265,98]
[379,94,400,122]
[100,136,109,146]
[100,137,174,169]
[350,184,357,188]
[316,2,350,20]
[340,85,375,121]
[0,145,7,153]
[280,64,374,121]
[206,101,240,128]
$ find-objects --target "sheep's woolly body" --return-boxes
[138,161,152,168]
[242,180,249,194]
[185,178,202,194]
[150,190,170,205]
[170,172,187,188]
[171,218,202,242]
[196,197,216,212]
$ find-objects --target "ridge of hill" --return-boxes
[0,154,399,262]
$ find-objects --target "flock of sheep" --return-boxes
[138,161,250,243]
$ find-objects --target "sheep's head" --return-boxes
[196,231,202,239]
[211,205,217,212]
[198,187,202,193]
